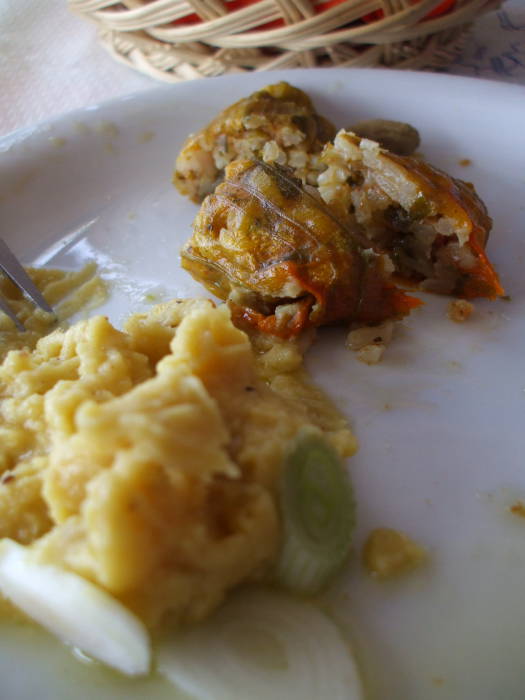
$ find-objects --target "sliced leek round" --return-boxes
[0,539,150,676]
[158,588,363,700]
[276,426,356,593]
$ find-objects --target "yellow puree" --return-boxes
[0,297,356,628]
[0,263,107,360]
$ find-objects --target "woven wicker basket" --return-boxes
[68,0,499,82]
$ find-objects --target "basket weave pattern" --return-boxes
[68,0,499,82]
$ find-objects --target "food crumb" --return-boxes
[446,360,463,372]
[357,344,385,365]
[509,501,525,518]
[48,136,67,148]
[362,527,427,579]
[347,321,393,364]
[138,130,155,143]
[432,677,445,687]
[458,158,472,167]
[447,299,474,323]
[74,121,90,134]
[97,120,119,139]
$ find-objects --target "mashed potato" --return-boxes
[0,299,356,628]
[0,263,107,361]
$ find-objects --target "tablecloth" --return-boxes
[0,0,524,137]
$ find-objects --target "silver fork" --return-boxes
[0,237,54,331]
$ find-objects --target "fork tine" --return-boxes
[0,238,54,314]
[0,293,26,331]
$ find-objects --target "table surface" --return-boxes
[0,0,524,137]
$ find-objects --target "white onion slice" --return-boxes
[158,588,363,700]
[0,539,151,676]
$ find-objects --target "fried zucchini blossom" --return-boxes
[319,131,504,299]
[181,160,421,338]
[173,82,335,203]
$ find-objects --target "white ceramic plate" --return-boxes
[0,68,524,700]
